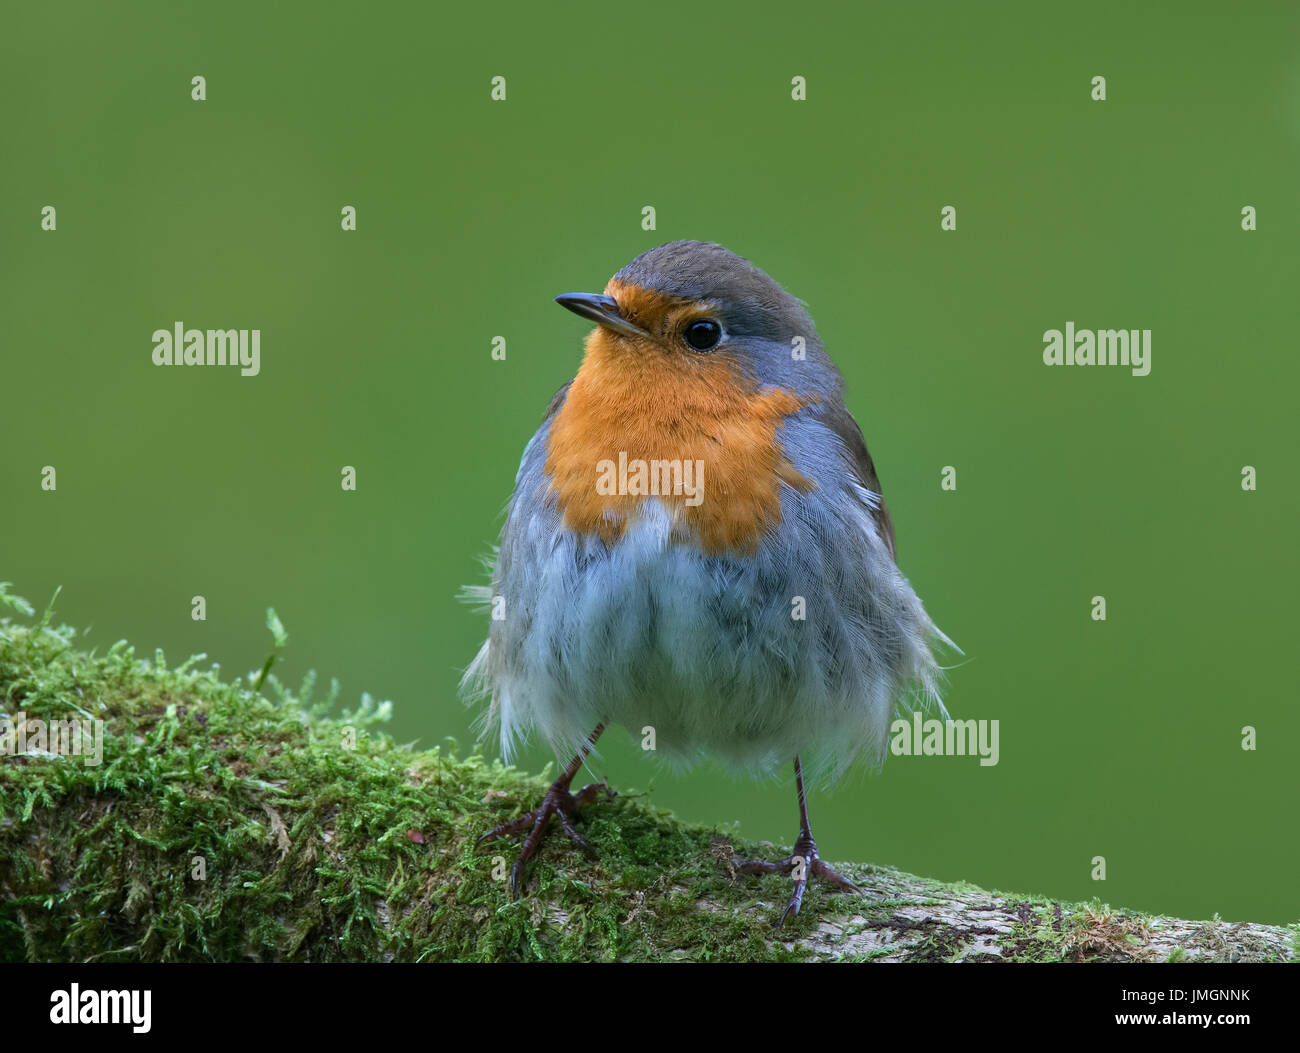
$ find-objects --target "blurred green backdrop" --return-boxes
[3,1,1297,925]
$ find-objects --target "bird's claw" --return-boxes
[477,779,614,897]
[734,833,860,928]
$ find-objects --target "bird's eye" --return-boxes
[683,319,722,351]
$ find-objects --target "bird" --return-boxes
[462,240,952,927]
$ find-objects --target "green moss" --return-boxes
[2,586,1294,963]
[0,589,838,962]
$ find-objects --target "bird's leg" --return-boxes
[476,723,613,896]
[734,755,860,927]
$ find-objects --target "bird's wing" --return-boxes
[542,380,573,423]
[816,401,897,561]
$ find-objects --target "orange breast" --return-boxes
[544,325,813,556]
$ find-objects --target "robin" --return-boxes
[463,240,952,926]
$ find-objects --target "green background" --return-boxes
[3,1,1296,925]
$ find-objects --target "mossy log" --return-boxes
[1,604,1295,963]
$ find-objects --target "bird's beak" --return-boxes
[554,292,647,338]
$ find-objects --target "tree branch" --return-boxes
[1,614,1293,963]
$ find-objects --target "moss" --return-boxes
[2,586,1294,963]
[999,902,1153,963]
[1,588,832,962]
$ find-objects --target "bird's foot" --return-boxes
[735,832,860,928]
[476,775,614,897]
